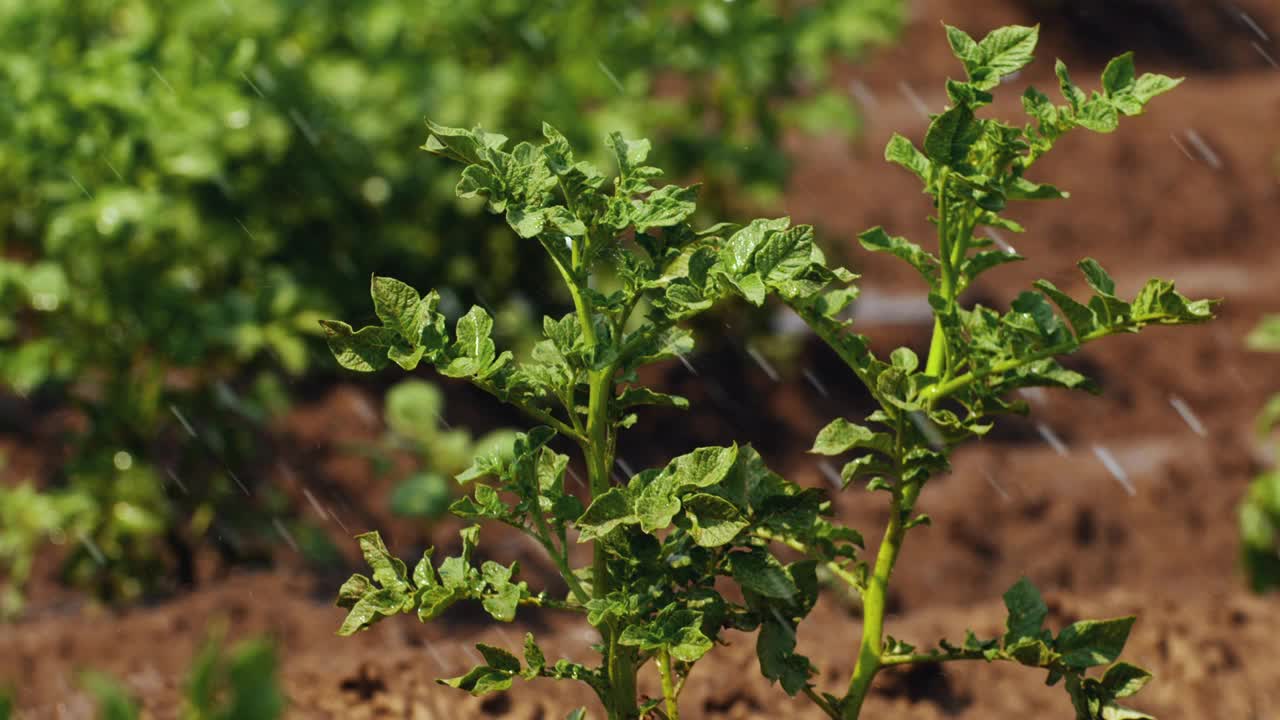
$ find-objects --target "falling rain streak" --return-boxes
[1168,394,1207,436]
[1036,422,1069,457]
[1092,445,1135,496]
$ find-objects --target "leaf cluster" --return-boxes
[1242,315,1280,592]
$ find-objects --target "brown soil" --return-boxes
[5,1,1280,718]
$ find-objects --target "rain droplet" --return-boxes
[745,344,780,382]
[1036,422,1068,457]
[1092,445,1134,496]
[113,451,133,471]
[272,518,299,552]
[1167,394,1207,437]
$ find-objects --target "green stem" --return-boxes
[658,649,680,720]
[879,650,987,667]
[474,379,582,441]
[919,325,1122,402]
[803,686,840,718]
[841,480,919,719]
[752,529,864,592]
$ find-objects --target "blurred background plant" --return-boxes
[362,379,518,520]
[1242,315,1280,593]
[0,0,902,615]
[78,632,284,720]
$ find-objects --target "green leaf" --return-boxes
[442,306,498,378]
[924,104,980,166]
[683,493,749,547]
[885,133,932,181]
[1101,53,1136,97]
[1078,258,1117,296]
[810,418,882,456]
[320,321,394,372]
[945,25,979,65]
[1002,577,1048,643]
[890,347,918,373]
[631,184,698,233]
[424,121,507,165]
[756,618,813,695]
[1132,73,1183,104]
[666,445,739,491]
[1034,280,1098,338]
[575,489,636,542]
[729,548,797,599]
[1056,60,1087,112]
[477,644,521,673]
[966,24,1039,89]
[1077,97,1119,133]
[858,227,939,283]
[440,665,516,696]
[1101,662,1152,698]
[1056,617,1136,669]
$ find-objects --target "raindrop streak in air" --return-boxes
[103,157,124,181]
[985,227,1017,255]
[77,530,107,565]
[169,403,197,437]
[149,66,175,94]
[596,60,625,94]
[566,465,586,490]
[615,457,636,479]
[301,486,330,521]
[673,350,698,375]
[67,173,93,200]
[228,470,251,496]
[1092,445,1135,496]
[235,218,258,243]
[818,460,844,490]
[1251,42,1279,68]
[847,78,879,112]
[802,368,830,398]
[1168,394,1207,437]
[909,411,945,450]
[289,107,320,146]
[1239,11,1270,41]
[1036,422,1068,457]
[984,471,1011,501]
[1179,129,1222,170]
[272,518,300,552]
[165,467,189,495]
[240,71,266,98]
[745,344,780,382]
[897,80,930,119]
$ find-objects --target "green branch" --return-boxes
[751,529,864,592]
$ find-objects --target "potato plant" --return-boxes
[772,25,1213,719]
[378,379,517,519]
[1242,315,1280,592]
[322,24,1213,720]
[325,123,859,719]
[0,0,900,607]
[80,633,284,720]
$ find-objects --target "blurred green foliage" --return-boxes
[380,379,518,519]
[77,633,284,720]
[0,0,901,610]
[1243,316,1280,592]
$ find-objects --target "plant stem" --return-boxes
[919,324,1122,402]
[841,480,919,719]
[752,528,864,591]
[658,649,680,720]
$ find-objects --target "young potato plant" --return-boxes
[759,25,1215,720]
[323,124,858,719]
[377,379,518,520]
[1242,315,1280,592]
[79,633,284,720]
